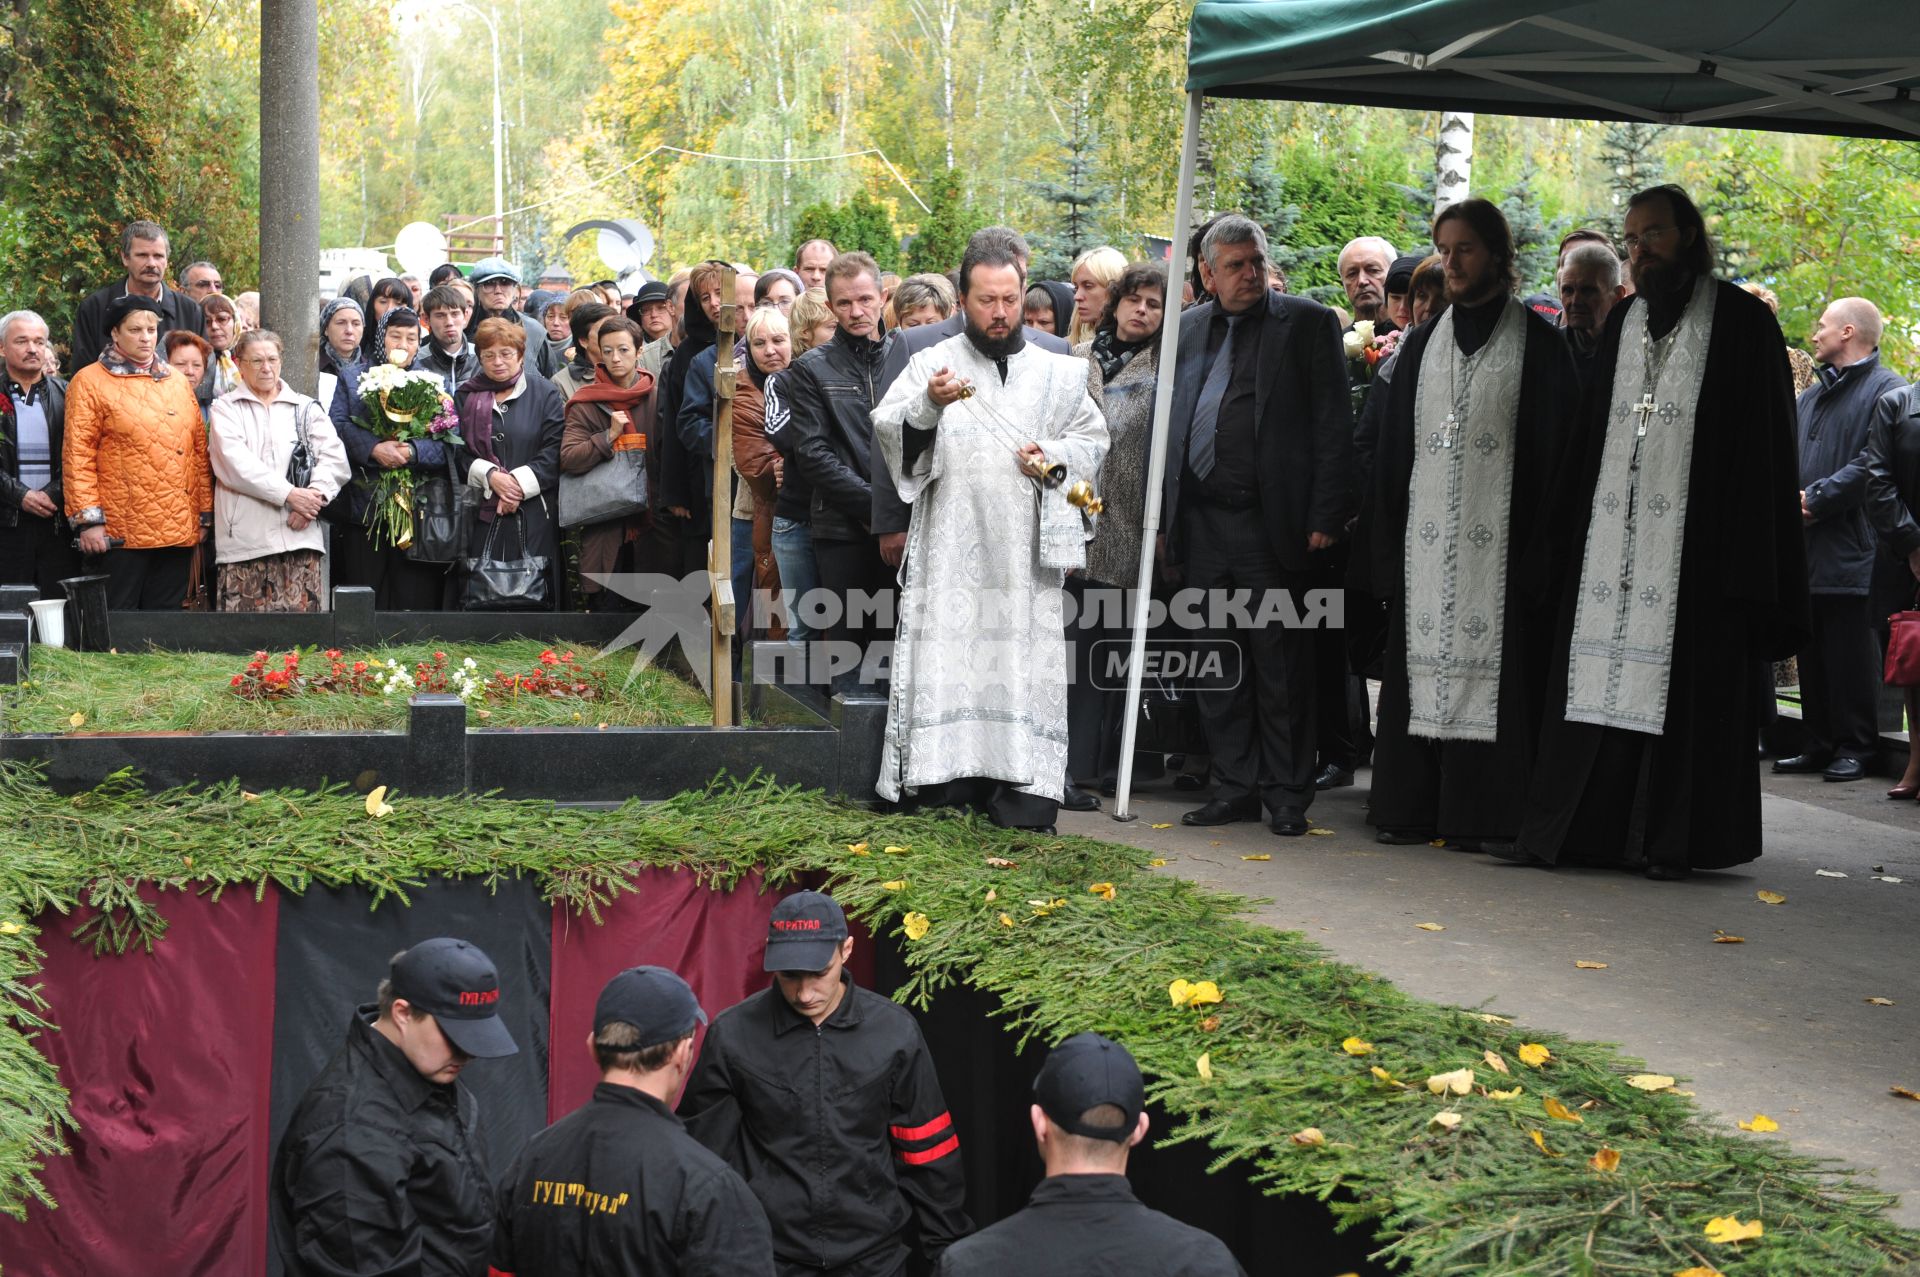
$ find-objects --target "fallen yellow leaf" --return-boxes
[1415,922,1446,931]
[902,912,931,941]
[882,880,907,891]
[1147,857,1168,867]
[68,711,86,728]
[364,786,393,818]
[984,888,998,902]
[1475,1013,1514,1025]
[884,844,910,854]
[181,856,192,868]
[998,913,1015,928]
[1342,1036,1374,1056]
[1737,1114,1779,1133]
[1627,1074,1677,1091]
[985,855,1018,869]
[1574,960,1610,970]
[1150,823,1173,830]
[1196,1052,1213,1081]
[1543,1096,1583,1123]
[1370,1066,1406,1089]
[1712,934,1746,944]
[1590,1146,1621,1173]
[1184,980,1223,1007]
[1674,1268,1725,1277]
[1866,997,1895,1006]
[1756,890,1787,905]
[1484,1050,1510,1075]
[847,842,870,854]
[1307,827,1334,836]
[1890,1086,1920,1101]
[0,921,20,935]
[1529,1129,1564,1157]
[1517,1043,1552,1068]
[1427,1067,1475,1096]
[1088,882,1116,901]
[1429,1110,1463,1133]
[1487,1086,1524,1101]
[1290,1127,1325,1146]
[1428,839,1449,848]
[1703,1215,1764,1244]
[1241,853,1272,861]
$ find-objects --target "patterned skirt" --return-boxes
[216,549,325,613]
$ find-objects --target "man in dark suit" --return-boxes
[1162,214,1354,836]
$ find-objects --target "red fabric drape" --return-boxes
[0,887,279,1276]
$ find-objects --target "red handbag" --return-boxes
[1887,591,1920,687]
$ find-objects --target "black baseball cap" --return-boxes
[763,890,849,973]
[594,965,708,1050]
[389,937,519,1059]
[1033,1032,1145,1142]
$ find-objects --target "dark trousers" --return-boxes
[912,777,1059,831]
[1308,542,1369,770]
[1800,592,1881,760]
[1065,574,1124,783]
[99,545,194,611]
[0,513,81,598]
[1183,500,1318,812]
[812,534,893,689]
[331,520,448,611]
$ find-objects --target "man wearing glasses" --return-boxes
[680,891,972,1276]
[1501,184,1811,880]
[180,261,224,302]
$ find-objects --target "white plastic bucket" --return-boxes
[28,598,65,649]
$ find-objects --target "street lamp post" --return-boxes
[449,1,505,253]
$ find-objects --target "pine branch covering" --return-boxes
[0,765,1914,1274]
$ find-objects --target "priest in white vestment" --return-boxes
[870,247,1108,830]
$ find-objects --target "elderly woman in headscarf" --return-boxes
[1023,280,1075,338]
[315,296,365,419]
[62,294,212,609]
[328,305,454,609]
[527,289,570,378]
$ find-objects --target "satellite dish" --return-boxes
[394,221,451,277]
[563,219,656,275]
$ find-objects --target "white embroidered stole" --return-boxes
[1565,275,1717,735]
[1403,299,1526,742]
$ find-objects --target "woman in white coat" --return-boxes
[207,330,351,612]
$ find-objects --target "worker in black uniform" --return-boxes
[680,889,973,1276]
[272,937,520,1277]
[488,965,774,1276]
[934,1033,1244,1277]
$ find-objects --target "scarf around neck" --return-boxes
[1090,325,1151,383]
[457,371,522,521]
[100,343,170,381]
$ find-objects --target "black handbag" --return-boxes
[407,449,474,565]
[285,403,317,489]
[462,512,550,611]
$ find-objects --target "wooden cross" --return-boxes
[708,268,739,727]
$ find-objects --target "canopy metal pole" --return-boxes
[1113,88,1203,823]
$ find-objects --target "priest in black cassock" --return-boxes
[1498,185,1810,879]
[1361,199,1580,849]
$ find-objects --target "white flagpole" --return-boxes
[1113,88,1203,823]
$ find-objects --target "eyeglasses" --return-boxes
[1620,226,1676,253]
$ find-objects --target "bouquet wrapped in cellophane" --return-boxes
[354,354,463,550]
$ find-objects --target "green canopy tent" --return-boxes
[1112,0,1920,817]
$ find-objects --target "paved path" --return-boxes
[1057,764,1920,1225]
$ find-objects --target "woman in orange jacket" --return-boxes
[63,294,212,609]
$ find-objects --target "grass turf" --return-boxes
[0,770,1914,1273]
[4,642,710,734]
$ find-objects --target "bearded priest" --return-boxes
[1498,185,1810,879]
[870,238,1109,832]
[1363,199,1581,850]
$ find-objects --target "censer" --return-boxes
[955,380,1101,512]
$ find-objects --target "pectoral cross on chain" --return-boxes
[1630,393,1657,439]
[1440,411,1460,449]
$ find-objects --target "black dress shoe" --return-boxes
[1771,753,1832,775]
[1270,809,1309,836]
[1314,764,1355,790]
[1644,864,1690,881]
[1375,829,1434,845]
[1823,758,1867,783]
[1062,785,1100,812]
[1182,798,1260,826]
[1485,843,1549,866]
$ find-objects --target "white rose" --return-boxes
[1353,319,1375,346]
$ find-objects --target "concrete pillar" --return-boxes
[259,0,321,396]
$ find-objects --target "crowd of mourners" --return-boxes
[5,194,1919,855]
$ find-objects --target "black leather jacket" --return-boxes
[0,374,66,530]
[785,326,887,542]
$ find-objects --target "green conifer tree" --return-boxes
[904,169,983,276]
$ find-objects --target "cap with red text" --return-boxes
[389,937,519,1059]
[763,890,849,973]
